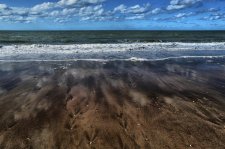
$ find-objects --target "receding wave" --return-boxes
[1,42,225,61]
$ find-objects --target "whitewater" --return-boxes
[1,42,225,61]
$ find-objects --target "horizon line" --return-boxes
[0,29,225,31]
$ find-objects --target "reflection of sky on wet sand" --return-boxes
[0,58,225,110]
[0,58,225,148]
[0,58,225,100]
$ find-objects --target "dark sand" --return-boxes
[0,57,225,149]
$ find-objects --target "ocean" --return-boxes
[1,30,225,44]
[1,31,225,61]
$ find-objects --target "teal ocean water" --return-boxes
[0,31,225,44]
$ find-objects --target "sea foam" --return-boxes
[0,42,225,61]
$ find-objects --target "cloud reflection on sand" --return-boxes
[0,58,225,148]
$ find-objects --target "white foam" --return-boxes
[0,42,225,61]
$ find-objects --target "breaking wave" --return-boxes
[0,42,225,61]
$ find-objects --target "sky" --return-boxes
[0,0,225,30]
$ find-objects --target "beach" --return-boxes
[1,0,225,145]
[0,57,225,148]
[0,31,225,148]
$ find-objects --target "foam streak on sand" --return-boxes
[1,42,225,61]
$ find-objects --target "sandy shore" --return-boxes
[0,57,225,148]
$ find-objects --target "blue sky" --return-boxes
[0,0,225,30]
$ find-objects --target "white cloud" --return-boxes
[151,8,161,14]
[113,4,126,13]
[0,0,107,23]
[167,0,202,10]
[111,3,152,21]
[79,4,105,20]
[0,4,8,10]
[0,0,222,24]
[31,2,56,12]
[203,12,225,20]
[126,15,145,20]
[127,4,151,14]
[114,3,151,14]
[58,0,105,7]
[175,12,194,18]
[58,0,78,6]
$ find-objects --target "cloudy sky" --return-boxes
[0,0,225,30]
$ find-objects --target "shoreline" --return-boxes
[1,42,225,61]
[0,55,225,63]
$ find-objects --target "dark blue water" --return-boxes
[0,31,225,44]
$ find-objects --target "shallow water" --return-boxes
[0,57,225,148]
[1,43,225,61]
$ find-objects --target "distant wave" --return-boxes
[1,31,225,44]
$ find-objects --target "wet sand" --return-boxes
[0,57,225,149]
